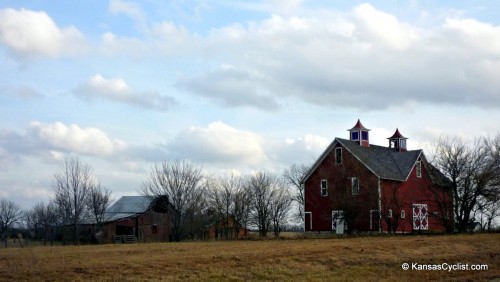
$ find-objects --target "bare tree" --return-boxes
[0,199,22,247]
[232,179,251,239]
[142,160,204,241]
[245,171,292,237]
[432,136,498,232]
[476,194,500,231]
[269,183,293,237]
[86,184,111,243]
[26,201,58,245]
[283,164,309,223]
[206,175,239,239]
[53,157,95,245]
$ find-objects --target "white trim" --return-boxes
[304,211,312,231]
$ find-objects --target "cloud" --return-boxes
[176,64,280,110]
[170,4,499,110]
[0,8,87,59]
[162,121,330,170]
[108,0,148,31]
[29,121,127,157]
[167,121,268,166]
[0,85,44,99]
[74,74,177,111]
[270,134,329,165]
[353,3,420,49]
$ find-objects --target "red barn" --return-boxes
[82,195,173,243]
[302,120,453,234]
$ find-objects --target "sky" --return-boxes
[1,0,500,209]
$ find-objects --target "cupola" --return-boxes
[348,119,370,147]
[388,128,408,152]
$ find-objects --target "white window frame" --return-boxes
[369,210,379,230]
[351,177,359,195]
[416,160,422,178]
[401,210,406,219]
[335,147,342,164]
[320,179,328,197]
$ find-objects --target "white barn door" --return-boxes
[332,210,345,234]
[412,204,428,230]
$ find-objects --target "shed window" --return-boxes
[152,224,158,234]
[401,210,406,219]
[335,147,342,164]
[387,209,393,218]
[351,177,359,195]
[321,179,328,197]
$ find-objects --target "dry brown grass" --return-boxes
[0,233,498,281]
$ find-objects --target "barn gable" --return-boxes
[302,120,453,234]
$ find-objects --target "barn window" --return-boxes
[362,131,368,141]
[416,161,422,178]
[401,210,405,219]
[335,147,342,164]
[351,131,359,140]
[320,179,328,197]
[351,177,359,195]
[387,209,393,218]
[152,224,158,234]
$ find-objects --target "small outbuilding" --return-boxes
[84,195,173,243]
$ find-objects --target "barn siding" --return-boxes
[304,143,379,232]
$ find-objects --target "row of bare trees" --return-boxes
[23,158,112,245]
[141,160,296,241]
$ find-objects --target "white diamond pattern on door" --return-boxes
[412,204,428,230]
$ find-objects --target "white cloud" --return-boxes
[29,121,127,157]
[109,0,146,23]
[353,3,420,49]
[0,8,87,59]
[168,121,268,166]
[270,134,329,165]
[74,74,177,111]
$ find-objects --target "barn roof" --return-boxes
[80,196,167,224]
[301,138,450,185]
[338,138,420,181]
[107,196,155,214]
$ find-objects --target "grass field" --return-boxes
[0,233,498,281]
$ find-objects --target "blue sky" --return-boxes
[1,0,500,208]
